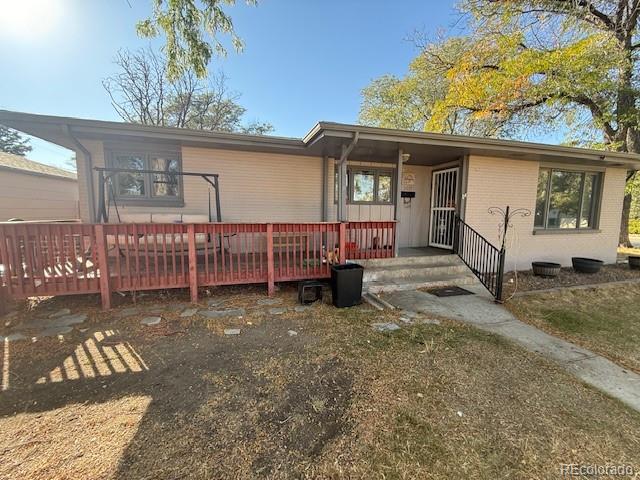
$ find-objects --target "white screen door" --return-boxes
[429,167,459,249]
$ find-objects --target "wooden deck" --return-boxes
[0,221,396,309]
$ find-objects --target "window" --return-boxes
[534,167,601,230]
[114,154,146,197]
[109,149,183,206]
[377,172,393,202]
[353,171,375,202]
[150,156,180,197]
[334,167,394,204]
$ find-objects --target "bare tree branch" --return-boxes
[102,47,273,134]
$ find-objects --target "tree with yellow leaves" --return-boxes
[361,1,640,246]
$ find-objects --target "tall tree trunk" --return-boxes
[620,131,639,247]
[620,191,633,247]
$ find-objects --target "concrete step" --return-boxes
[363,261,468,282]
[364,272,478,294]
[355,254,459,269]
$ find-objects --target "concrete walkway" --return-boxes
[383,284,640,412]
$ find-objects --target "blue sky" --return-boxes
[0,0,462,168]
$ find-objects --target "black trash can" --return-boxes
[331,263,364,308]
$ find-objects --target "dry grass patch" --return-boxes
[507,283,640,373]
[1,286,640,479]
[307,322,640,479]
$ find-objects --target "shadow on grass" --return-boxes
[0,318,353,478]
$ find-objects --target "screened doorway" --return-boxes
[429,167,459,249]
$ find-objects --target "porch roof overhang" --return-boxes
[303,122,640,169]
[2,110,640,170]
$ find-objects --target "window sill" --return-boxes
[114,198,185,208]
[334,201,394,206]
[533,228,601,235]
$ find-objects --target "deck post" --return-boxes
[0,284,9,316]
[394,148,404,258]
[0,226,11,315]
[187,224,198,303]
[94,224,111,310]
[339,222,347,263]
[266,223,275,296]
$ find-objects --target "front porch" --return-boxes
[0,221,396,310]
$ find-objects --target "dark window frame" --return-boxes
[334,166,395,205]
[106,147,185,207]
[534,167,603,231]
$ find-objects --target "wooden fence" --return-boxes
[0,221,395,310]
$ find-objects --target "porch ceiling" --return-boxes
[305,135,464,165]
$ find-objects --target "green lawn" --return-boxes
[507,283,640,373]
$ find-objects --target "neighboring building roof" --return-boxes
[0,151,77,180]
[1,109,639,169]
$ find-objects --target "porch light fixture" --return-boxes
[401,153,411,163]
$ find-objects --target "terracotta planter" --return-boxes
[571,257,603,274]
[531,261,561,277]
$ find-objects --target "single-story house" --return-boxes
[1,109,639,275]
[0,151,79,221]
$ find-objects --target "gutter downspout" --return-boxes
[64,125,96,223]
[337,132,359,222]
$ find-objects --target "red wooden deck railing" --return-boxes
[0,221,395,310]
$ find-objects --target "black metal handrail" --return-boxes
[453,215,505,302]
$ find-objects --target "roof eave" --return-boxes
[311,122,640,169]
[0,165,77,181]
[0,110,307,153]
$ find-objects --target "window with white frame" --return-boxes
[334,167,394,204]
[534,167,602,230]
[109,149,183,206]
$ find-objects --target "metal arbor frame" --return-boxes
[94,167,222,224]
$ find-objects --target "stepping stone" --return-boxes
[421,318,441,326]
[116,307,140,319]
[200,309,245,319]
[167,303,188,312]
[268,307,287,315]
[180,308,199,318]
[399,316,414,324]
[400,310,419,319]
[49,308,71,318]
[1,333,28,342]
[38,325,73,338]
[51,313,88,327]
[257,298,281,306]
[141,316,162,326]
[144,304,166,314]
[26,318,50,329]
[207,299,225,307]
[287,330,298,337]
[294,306,310,313]
[224,328,241,335]
[372,322,401,332]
